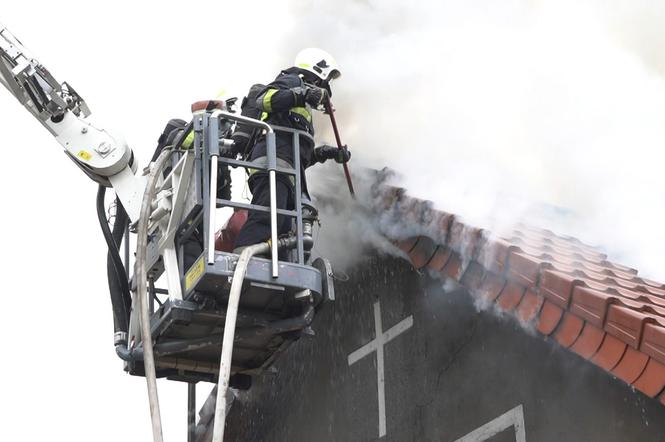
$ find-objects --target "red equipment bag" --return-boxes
[215,209,248,252]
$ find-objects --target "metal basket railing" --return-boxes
[198,110,313,278]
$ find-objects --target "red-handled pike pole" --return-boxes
[324,98,355,198]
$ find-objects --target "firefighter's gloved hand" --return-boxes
[314,144,351,164]
[220,140,240,159]
[336,145,352,163]
[220,146,237,159]
[304,86,328,108]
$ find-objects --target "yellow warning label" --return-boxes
[185,256,205,291]
[77,150,92,161]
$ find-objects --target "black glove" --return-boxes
[219,140,242,159]
[314,144,351,164]
[304,86,328,108]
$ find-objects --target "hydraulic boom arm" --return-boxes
[0,22,145,221]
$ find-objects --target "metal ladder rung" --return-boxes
[216,199,299,218]
[220,158,298,177]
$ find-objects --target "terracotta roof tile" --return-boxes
[570,286,616,328]
[442,252,463,280]
[554,312,585,348]
[641,323,665,365]
[515,289,544,323]
[570,323,605,359]
[373,184,665,406]
[579,277,618,293]
[605,305,652,348]
[607,267,644,282]
[508,234,604,264]
[613,278,651,292]
[633,303,665,319]
[434,213,456,245]
[591,334,628,371]
[510,226,607,260]
[396,237,419,254]
[396,196,427,222]
[506,251,544,289]
[410,200,436,226]
[475,236,519,274]
[645,294,665,308]
[496,282,526,313]
[556,265,614,284]
[427,246,452,272]
[641,278,665,290]
[611,287,657,305]
[540,269,579,308]
[536,301,564,336]
[633,358,665,398]
[448,219,483,259]
[407,236,438,269]
[611,347,650,384]
[644,286,665,298]
[374,185,405,211]
[605,261,638,276]
[475,271,506,304]
[552,256,608,275]
[460,261,485,293]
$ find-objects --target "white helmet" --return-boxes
[294,48,341,82]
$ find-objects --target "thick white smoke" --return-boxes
[274,0,665,280]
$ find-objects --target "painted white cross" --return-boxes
[347,301,413,438]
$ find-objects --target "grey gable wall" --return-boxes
[224,254,665,442]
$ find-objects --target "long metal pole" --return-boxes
[265,131,279,277]
[208,114,220,265]
[269,169,278,275]
[324,98,355,197]
[188,383,196,442]
[208,154,218,265]
[292,133,304,264]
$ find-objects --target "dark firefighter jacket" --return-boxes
[249,70,317,169]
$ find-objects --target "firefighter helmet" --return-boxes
[294,48,341,82]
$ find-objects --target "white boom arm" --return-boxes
[0,23,145,221]
[0,23,169,440]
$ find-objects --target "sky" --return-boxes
[2,1,665,440]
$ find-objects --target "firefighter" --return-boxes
[232,48,351,253]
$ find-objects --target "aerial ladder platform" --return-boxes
[0,22,335,442]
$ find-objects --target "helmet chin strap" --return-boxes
[303,71,322,84]
[322,79,333,97]
[284,66,334,96]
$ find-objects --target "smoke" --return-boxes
[273,0,665,280]
[307,168,399,271]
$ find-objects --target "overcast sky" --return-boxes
[3,1,665,441]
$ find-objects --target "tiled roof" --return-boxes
[371,180,665,405]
